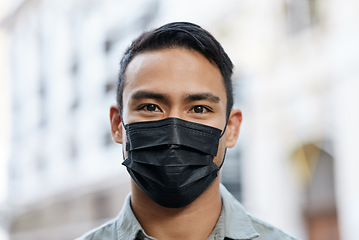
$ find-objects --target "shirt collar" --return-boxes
[116,194,146,240]
[220,184,259,239]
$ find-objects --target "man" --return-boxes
[77,22,296,240]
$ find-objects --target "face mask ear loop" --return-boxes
[217,148,227,170]
[219,111,231,138]
[120,115,125,128]
[122,145,127,161]
[120,116,128,161]
[217,111,230,169]
[219,121,228,138]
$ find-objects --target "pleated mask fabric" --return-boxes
[123,117,223,208]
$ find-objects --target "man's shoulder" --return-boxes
[220,184,297,240]
[247,215,297,240]
[75,218,118,240]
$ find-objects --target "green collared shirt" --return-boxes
[76,184,297,240]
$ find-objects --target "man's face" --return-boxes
[113,47,234,166]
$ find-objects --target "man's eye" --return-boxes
[140,104,160,112]
[191,106,210,114]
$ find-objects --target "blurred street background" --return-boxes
[0,0,359,239]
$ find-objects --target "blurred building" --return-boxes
[0,1,11,239]
[2,0,160,239]
[1,0,359,240]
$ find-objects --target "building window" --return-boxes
[71,60,79,76]
[284,0,319,34]
[38,77,47,128]
[104,39,114,54]
[104,78,116,94]
[69,137,78,161]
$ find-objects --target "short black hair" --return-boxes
[117,22,234,118]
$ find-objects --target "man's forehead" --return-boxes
[124,48,223,83]
[126,47,218,74]
[122,47,227,105]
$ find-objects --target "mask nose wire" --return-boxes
[122,116,229,138]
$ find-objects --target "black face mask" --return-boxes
[122,117,225,208]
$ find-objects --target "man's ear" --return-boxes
[225,109,242,148]
[110,105,123,144]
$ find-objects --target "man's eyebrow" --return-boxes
[130,90,169,101]
[184,93,220,103]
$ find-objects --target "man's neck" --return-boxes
[130,178,222,240]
